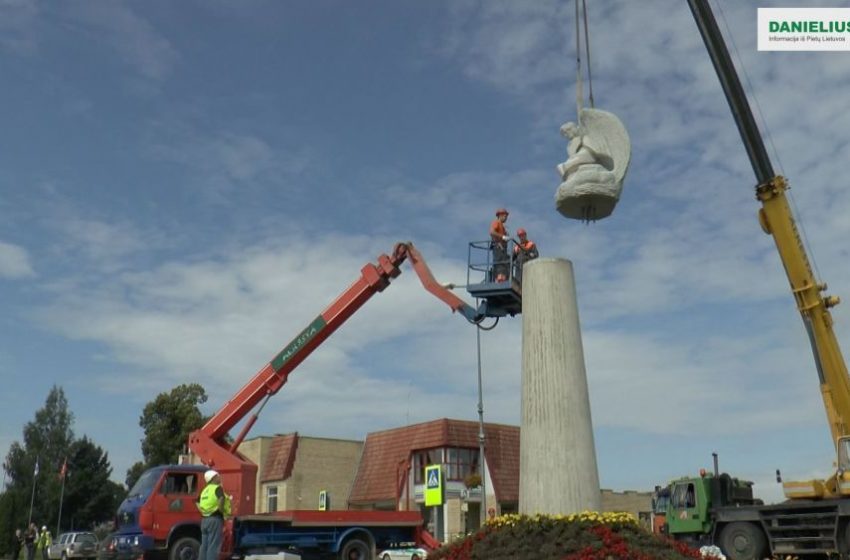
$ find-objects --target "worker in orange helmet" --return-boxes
[489,208,510,282]
[513,228,539,282]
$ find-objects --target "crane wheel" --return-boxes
[719,522,767,560]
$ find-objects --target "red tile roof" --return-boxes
[349,419,519,505]
[261,433,299,483]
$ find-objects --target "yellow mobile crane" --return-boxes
[655,2,850,560]
[688,0,850,500]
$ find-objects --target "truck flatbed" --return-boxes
[236,510,423,528]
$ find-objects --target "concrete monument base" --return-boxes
[519,258,601,515]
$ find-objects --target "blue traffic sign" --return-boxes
[427,468,440,488]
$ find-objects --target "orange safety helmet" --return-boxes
[517,228,527,237]
[495,208,509,216]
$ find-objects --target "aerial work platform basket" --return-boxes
[465,240,523,318]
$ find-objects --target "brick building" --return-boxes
[232,419,652,542]
[348,418,520,541]
[239,433,363,513]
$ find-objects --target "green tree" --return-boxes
[2,386,122,539]
[58,437,124,530]
[0,490,23,556]
[2,386,74,533]
[126,384,209,487]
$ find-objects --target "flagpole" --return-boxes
[56,460,66,535]
[28,456,39,526]
[56,478,65,535]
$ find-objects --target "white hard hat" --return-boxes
[41,526,47,531]
[204,470,219,483]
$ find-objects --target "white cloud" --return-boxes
[585,326,823,434]
[155,130,277,183]
[69,2,178,81]
[54,218,154,262]
[0,1,177,82]
[0,240,35,278]
[146,124,313,200]
[33,234,477,397]
[28,220,829,447]
[441,1,570,97]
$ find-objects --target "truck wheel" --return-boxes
[169,537,200,560]
[720,522,767,560]
[339,538,371,560]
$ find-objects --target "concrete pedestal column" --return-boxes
[519,258,601,515]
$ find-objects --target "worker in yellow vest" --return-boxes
[196,470,231,560]
[36,527,51,560]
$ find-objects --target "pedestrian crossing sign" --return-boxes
[427,469,439,487]
[424,465,443,506]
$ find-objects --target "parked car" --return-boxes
[95,535,115,560]
[97,534,141,560]
[378,547,427,560]
[47,532,98,560]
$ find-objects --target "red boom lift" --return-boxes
[115,241,521,560]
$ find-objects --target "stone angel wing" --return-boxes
[578,107,631,185]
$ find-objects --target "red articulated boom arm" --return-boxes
[188,242,481,515]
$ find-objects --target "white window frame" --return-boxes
[266,485,278,513]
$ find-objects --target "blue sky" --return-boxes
[2,0,850,505]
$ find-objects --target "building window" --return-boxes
[413,447,480,482]
[446,448,479,481]
[266,486,278,512]
[413,449,441,484]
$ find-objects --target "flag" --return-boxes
[33,457,39,477]
[59,459,67,481]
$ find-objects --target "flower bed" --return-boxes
[426,512,715,560]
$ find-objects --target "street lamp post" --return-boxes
[475,325,487,527]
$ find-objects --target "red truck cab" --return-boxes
[115,465,209,560]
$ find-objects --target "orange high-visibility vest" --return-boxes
[514,241,536,254]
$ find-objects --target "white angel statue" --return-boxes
[555,108,631,221]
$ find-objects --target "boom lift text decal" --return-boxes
[271,316,327,372]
